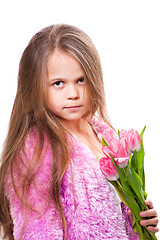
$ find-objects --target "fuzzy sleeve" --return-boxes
[121,202,140,240]
[4,129,64,240]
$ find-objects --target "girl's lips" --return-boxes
[64,106,82,111]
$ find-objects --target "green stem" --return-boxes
[110,181,142,220]
[109,181,158,240]
[135,220,144,240]
[143,227,158,240]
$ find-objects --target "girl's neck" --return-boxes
[59,117,105,162]
[59,118,89,135]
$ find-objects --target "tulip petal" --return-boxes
[103,128,119,142]
[109,139,120,153]
[118,137,129,157]
[115,157,130,168]
[102,146,118,158]
[126,129,141,153]
[99,157,119,181]
[119,129,127,138]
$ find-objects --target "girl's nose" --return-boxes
[67,84,80,99]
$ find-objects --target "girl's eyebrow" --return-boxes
[49,75,85,82]
[49,77,65,82]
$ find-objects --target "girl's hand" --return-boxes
[139,199,159,233]
[127,199,159,233]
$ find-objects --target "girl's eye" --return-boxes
[53,81,64,88]
[77,78,84,84]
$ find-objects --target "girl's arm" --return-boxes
[5,130,64,240]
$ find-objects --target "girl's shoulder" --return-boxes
[5,126,52,195]
[23,126,50,153]
[24,126,39,148]
[20,127,41,160]
[9,127,52,177]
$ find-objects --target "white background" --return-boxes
[0,0,159,239]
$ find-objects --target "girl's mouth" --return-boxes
[64,106,82,111]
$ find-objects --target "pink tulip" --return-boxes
[102,145,119,159]
[99,127,131,180]
[100,157,119,181]
[120,129,141,153]
[99,128,119,146]
[118,137,130,158]
[102,135,130,166]
[102,145,129,168]
[119,129,127,138]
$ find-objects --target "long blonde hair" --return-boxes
[0,24,111,240]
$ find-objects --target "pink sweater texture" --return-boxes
[5,117,139,239]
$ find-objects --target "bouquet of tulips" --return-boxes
[99,126,157,240]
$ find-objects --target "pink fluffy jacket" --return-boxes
[5,117,139,240]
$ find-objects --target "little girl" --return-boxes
[0,24,158,240]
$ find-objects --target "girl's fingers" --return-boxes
[140,217,159,233]
[140,217,159,227]
[139,199,159,233]
[140,209,157,218]
[144,199,153,209]
[147,225,159,233]
[127,209,133,224]
[140,199,158,218]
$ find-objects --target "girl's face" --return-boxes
[45,50,90,125]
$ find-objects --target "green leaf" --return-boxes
[140,125,146,140]
[110,154,134,198]
[136,137,145,190]
[143,190,147,200]
[126,166,147,211]
[134,220,144,240]
[118,130,120,138]
[132,216,137,233]
[130,151,138,173]
[102,137,109,146]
